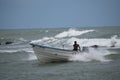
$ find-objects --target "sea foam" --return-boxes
[55,28,95,38]
[69,48,111,62]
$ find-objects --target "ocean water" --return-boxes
[0,26,120,80]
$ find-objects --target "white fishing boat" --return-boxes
[30,43,79,63]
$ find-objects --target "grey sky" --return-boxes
[0,0,120,29]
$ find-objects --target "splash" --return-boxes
[69,48,111,62]
[55,28,95,38]
[28,53,37,60]
[110,35,118,47]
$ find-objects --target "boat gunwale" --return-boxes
[30,43,72,52]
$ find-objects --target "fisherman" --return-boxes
[73,41,81,51]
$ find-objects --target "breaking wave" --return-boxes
[30,28,120,62]
[0,37,33,53]
[55,28,95,38]
[31,35,120,49]
[0,48,34,53]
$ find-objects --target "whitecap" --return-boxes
[55,28,95,38]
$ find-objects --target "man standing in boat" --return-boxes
[73,41,81,51]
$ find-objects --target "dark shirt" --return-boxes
[73,44,80,51]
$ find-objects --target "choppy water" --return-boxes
[0,26,120,80]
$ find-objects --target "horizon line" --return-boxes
[0,26,120,30]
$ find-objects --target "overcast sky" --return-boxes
[0,0,120,29]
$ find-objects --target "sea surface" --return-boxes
[0,26,120,80]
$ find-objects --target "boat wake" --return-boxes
[69,48,111,62]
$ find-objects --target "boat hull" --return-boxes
[30,43,75,62]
